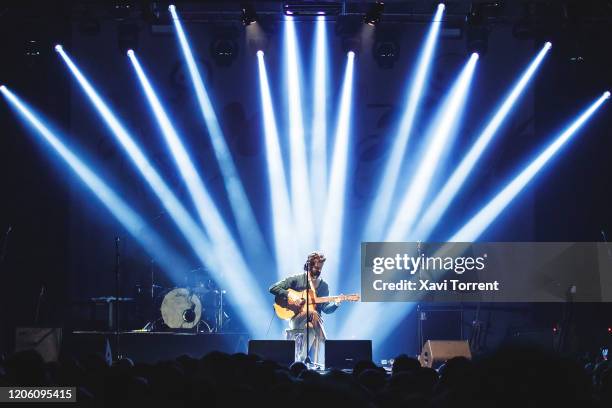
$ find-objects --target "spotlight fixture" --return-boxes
[373,39,399,69]
[283,1,342,16]
[441,18,463,39]
[149,1,167,21]
[241,3,257,26]
[342,37,361,55]
[24,39,41,58]
[364,1,384,26]
[563,27,586,64]
[77,8,101,36]
[466,3,489,55]
[512,2,535,40]
[146,1,172,33]
[466,3,484,25]
[110,1,135,20]
[118,23,139,54]
[210,38,238,67]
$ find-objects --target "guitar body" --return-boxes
[273,302,300,320]
[273,289,313,320]
[273,288,360,320]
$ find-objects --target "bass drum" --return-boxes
[159,288,202,329]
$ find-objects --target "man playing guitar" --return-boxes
[269,251,340,364]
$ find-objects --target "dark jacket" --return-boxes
[269,273,339,314]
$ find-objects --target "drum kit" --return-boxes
[136,267,230,333]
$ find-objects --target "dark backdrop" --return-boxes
[1,1,611,359]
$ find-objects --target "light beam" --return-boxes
[311,16,328,233]
[127,50,237,272]
[1,85,189,279]
[169,5,268,267]
[451,91,610,242]
[320,51,356,290]
[386,53,479,241]
[412,42,552,240]
[56,45,273,336]
[341,91,609,352]
[285,16,316,256]
[362,3,445,241]
[256,50,299,277]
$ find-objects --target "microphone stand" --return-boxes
[142,211,164,331]
[35,285,46,325]
[114,236,122,362]
[304,264,311,366]
[416,242,425,354]
[148,258,156,331]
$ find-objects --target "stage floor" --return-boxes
[66,331,250,363]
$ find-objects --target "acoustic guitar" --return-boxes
[273,288,360,320]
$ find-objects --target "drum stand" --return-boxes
[215,289,226,332]
[197,320,213,333]
[141,258,162,331]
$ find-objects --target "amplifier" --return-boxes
[15,328,62,362]
[418,340,471,368]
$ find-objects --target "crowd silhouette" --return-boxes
[1,345,611,407]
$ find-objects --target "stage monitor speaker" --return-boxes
[325,340,372,370]
[248,340,295,367]
[14,328,62,362]
[418,340,471,368]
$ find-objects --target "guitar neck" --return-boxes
[314,296,343,304]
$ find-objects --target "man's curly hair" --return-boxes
[304,251,326,271]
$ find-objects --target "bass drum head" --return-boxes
[160,288,202,329]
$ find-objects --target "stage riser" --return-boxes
[64,332,249,363]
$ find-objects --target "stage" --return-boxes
[64,331,250,364]
[1,3,612,405]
